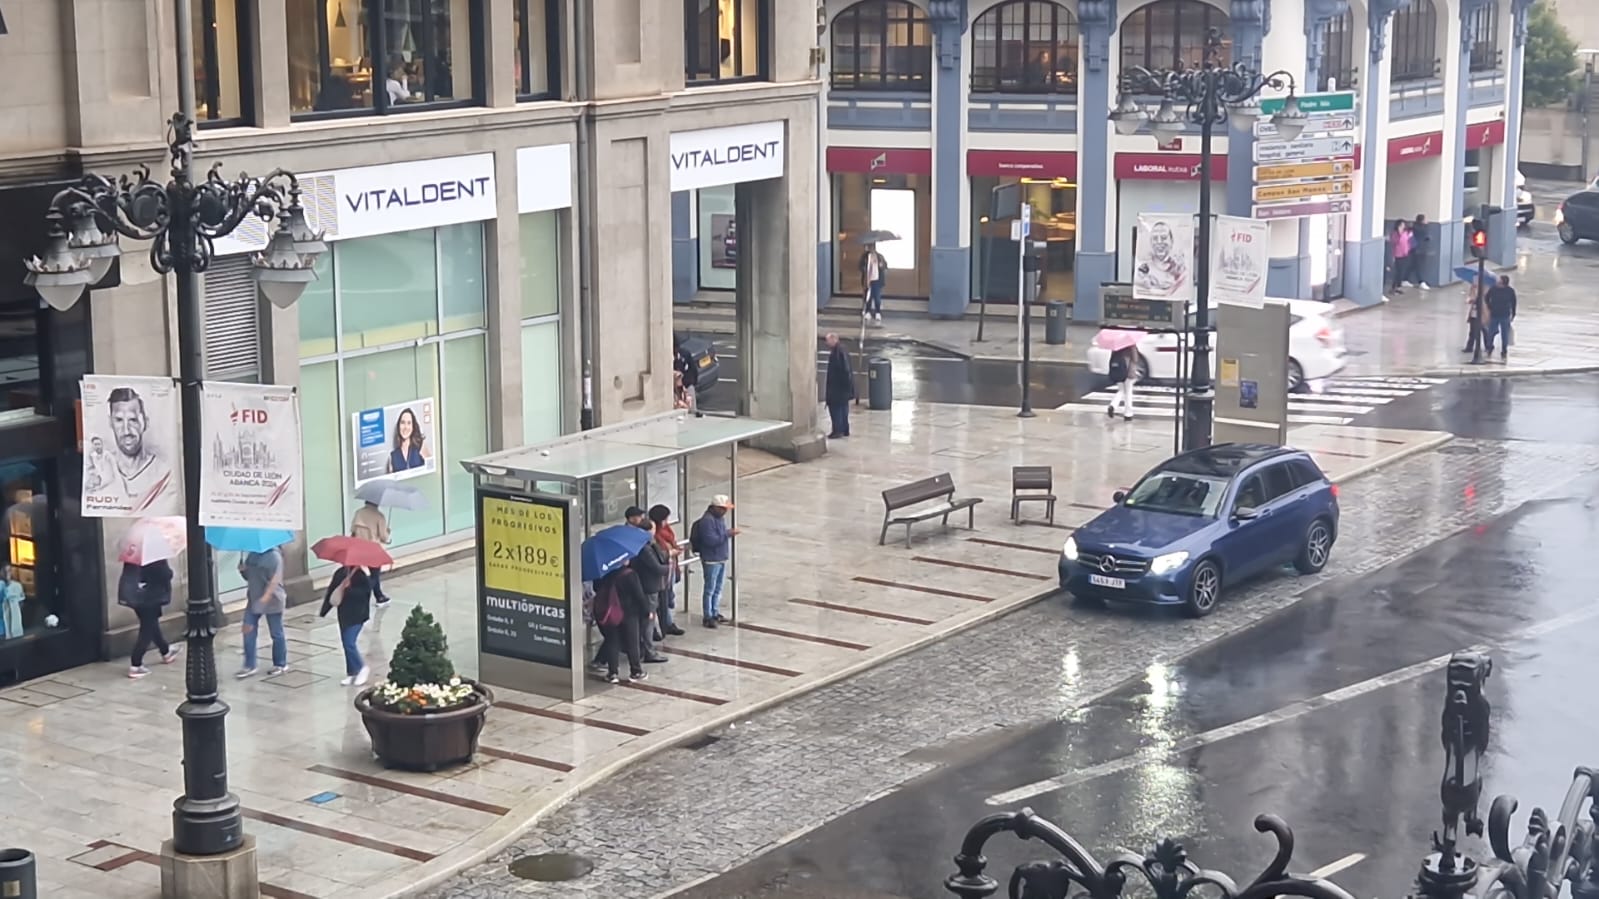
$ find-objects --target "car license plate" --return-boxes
[699,357,712,368]
[1089,574,1125,589]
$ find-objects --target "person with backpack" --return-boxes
[689,495,738,628]
[591,565,647,684]
[120,559,179,679]
[1106,346,1138,421]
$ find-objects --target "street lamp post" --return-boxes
[1109,28,1306,451]
[23,58,322,862]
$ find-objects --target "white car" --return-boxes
[1086,298,1347,392]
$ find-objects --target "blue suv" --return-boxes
[1058,444,1339,617]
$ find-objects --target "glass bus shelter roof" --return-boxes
[461,412,791,483]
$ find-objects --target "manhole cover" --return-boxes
[1437,444,1481,455]
[508,852,595,882]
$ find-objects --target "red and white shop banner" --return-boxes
[966,149,1078,180]
[825,147,932,175]
[1388,131,1444,164]
[1114,153,1229,181]
[1466,119,1506,150]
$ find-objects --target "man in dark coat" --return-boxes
[824,332,855,439]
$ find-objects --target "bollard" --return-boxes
[1044,300,1069,345]
[867,356,893,410]
[0,848,36,899]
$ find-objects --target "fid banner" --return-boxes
[1210,216,1270,307]
[199,382,304,530]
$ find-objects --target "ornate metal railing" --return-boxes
[947,652,1599,899]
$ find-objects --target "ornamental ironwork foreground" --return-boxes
[947,652,1599,899]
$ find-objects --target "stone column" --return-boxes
[671,191,696,303]
[1492,0,1530,266]
[1343,0,1402,306]
[1072,0,1117,323]
[1426,0,1482,288]
[1226,0,1268,221]
[927,0,969,318]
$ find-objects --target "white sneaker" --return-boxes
[874,313,882,323]
[235,667,258,679]
[339,674,355,686]
[128,666,150,679]
[162,648,181,664]
[353,667,370,686]
[1419,282,1431,290]
[266,665,289,677]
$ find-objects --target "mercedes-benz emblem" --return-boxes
[1099,555,1117,573]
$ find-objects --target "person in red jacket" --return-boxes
[649,505,686,637]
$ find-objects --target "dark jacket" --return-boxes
[676,346,699,388]
[632,541,669,595]
[825,345,855,404]
[613,566,653,619]
[319,566,372,628]
[691,511,732,563]
[118,561,173,609]
[1485,285,1517,319]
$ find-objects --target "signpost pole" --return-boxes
[1016,202,1031,361]
[1019,240,1038,419]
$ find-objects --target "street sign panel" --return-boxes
[1253,136,1357,163]
[1253,199,1354,220]
[1254,159,1355,181]
[1255,113,1359,139]
[1259,91,1355,115]
[1253,179,1354,203]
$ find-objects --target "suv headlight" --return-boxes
[1150,551,1190,575]
[1062,536,1079,561]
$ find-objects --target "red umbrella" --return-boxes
[311,535,393,569]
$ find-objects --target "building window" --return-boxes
[1390,0,1438,82]
[519,211,563,443]
[1120,0,1230,72]
[287,0,482,118]
[1467,2,1500,72]
[685,0,766,84]
[193,0,253,125]
[514,0,558,97]
[971,0,1079,94]
[830,1,931,92]
[1319,10,1357,90]
[970,177,1077,304]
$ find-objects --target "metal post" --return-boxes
[1015,203,1030,360]
[1018,241,1036,418]
[170,0,243,857]
[1186,84,1216,452]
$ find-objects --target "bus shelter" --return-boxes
[460,411,790,701]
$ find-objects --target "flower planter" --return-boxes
[354,681,494,772]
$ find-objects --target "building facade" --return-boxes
[0,0,823,684]
[806,0,1531,321]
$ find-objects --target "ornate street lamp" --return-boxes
[1108,27,1303,451]
[23,109,321,860]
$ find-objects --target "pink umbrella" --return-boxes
[1094,329,1147,352]
[118,516,188,565]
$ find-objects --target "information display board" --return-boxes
[1100,283,1185,330]
[476,491,573,668]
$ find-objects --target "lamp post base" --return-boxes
[1183,390,1214,451]
[159,835,258,899]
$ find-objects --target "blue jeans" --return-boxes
[864,280,884,315]
[242,610,286,670]
[828,402,850,437]
[701,562,727,621]
[1486,316,1512,353]
[340,622,365,676]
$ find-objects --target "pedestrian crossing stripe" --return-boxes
[1055,376,1444,426]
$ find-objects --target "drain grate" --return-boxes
[508,852,595,882]
[682,733,722,751]
[1437,444,1482,455]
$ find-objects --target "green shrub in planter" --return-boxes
[387,606,456,688]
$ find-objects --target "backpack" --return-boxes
[1108,350,1129,383]
[592,581,623,628]
[688,517,705,556]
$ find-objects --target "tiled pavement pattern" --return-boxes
[430,437,1599,899]
[0,402,1442,899]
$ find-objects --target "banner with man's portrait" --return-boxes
[80,375,183,518]
[1133,213,1197,303]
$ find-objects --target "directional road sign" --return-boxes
[1253,178,1355,203]
[1255,112,1359,139]
[1260,91,1355,115]
[1253,199,1354,220]
[1255,159,1355,181]
[1253,136,1357,163]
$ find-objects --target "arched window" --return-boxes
[1120,0,1230,73]
[1390,0,1438,82]
[970,1,1080,94]
[1318,10,1357,90]
[831,0,933,91]
[1467,2,1500,72]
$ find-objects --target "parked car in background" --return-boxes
[1058,444,1340,618]
[674,332,721,395]
[1555,185,1599,245]
[1085,299,1345,393]
[1515,170,1534,228]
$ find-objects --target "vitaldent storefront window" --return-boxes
[826,147,932,299]
[967,150,1079,304]
[296,154,497,557]
[516,144,572,444]
[697,185,737,291]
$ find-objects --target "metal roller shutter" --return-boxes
[203,256,261,381]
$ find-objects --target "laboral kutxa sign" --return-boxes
[669,120,786,192]
[477,491,573,668]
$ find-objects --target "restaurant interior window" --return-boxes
[193,0,252,124]
[1467,2,1499,72]
[1120,0,1230,73]
[287,0,481,117]
[685,0,765,84]
[0,463,57,645]
[970,0,1079,94]
[1390,0,1438,82]
[830,0,931,92]
[514,0,558,97]
[1319,10,1357,90]
[969,177,1077,304]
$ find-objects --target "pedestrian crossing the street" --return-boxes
[1055,375,1448,426]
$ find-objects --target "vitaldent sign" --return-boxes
[331,154,497,240]
[669,121,786,192]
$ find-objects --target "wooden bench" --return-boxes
[1010,465,1057,524]
[879,473,983,548]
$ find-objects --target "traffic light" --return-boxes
[1469,222,1488,260]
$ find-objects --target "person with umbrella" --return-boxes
[581,524,653,682]
[119,557,178,678]
[1098,331,1145,421]
[319,564,373,686]
[350,486,402,606]
[237,542,289,679]
[858,235,891,323]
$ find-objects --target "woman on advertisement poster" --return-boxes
[387,407,432,474]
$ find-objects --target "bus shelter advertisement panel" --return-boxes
[478,491,571,667]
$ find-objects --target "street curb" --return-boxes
[378,431,1452,899]
[1420,363,1599,379]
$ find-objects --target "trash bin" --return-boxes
[1045,300,1069,345]
[867,356,893,410]
[0,849,36,899]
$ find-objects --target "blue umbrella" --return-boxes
[580,524,650,582]
[1454,265,1491,284]
[205,527,296,553]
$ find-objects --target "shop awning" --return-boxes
[460,412,791,483]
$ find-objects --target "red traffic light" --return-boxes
[1471,229,1487,249]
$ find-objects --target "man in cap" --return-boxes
[688,495,739,628]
